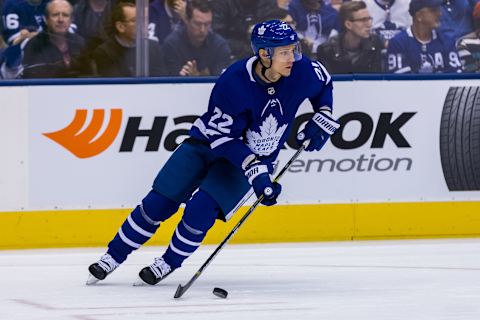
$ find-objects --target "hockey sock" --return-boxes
[107,190,179,263]
[162,189,220,269]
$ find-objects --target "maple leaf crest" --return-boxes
[246,114,288,156]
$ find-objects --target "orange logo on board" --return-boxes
[43,109,123,158]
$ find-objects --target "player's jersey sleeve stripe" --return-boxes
[317,62,332,85]
[7,31,22,44]
[395,66,411,74]
[461,38,480,46]
[457,49,471,58]
[192,118,208,138]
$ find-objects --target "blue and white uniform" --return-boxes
[88,20,338,285]
[1,0,47,45]
[387,27,462,73]
[148,0,183,44]
[154,55,333,220]
[438,0,475,42]
[289,0,340,54]
[191,55,333,173]
[363,0,412,44]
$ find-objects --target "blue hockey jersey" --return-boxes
[190,55,333,169]
[1,0,47,44]
[387,27,462,73]
[148,0,183,44]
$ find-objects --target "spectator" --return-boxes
[327,0,344,11]
[163,0,232,76]
[317,0,383,73]
[1,0,48,46]
[439,0,476,41]
[261,6,315,57]
[1,0,52,78]
[212,0,278,60]
[289,0,340,57]
[149,0,186,44]
[92,2,166,77]
[387,0,462,73]
[277,0,291,10]
[22,0,91,78]
[1,0,50,78]
[362,0,412,48]
[456,1,480,72]
[0,0,4,43]
[73,0,115,53]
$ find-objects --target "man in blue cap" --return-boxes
[386,0,462,73]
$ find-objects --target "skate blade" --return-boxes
[86,274,100,285]
[133,277,147,286]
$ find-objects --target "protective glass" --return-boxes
[268,43,302,62]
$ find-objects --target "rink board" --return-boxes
[1,201,480,249]
[1,79,480,249]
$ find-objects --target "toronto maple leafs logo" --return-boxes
[246,114,288,156]
[258,25,266,35]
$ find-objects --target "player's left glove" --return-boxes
[296,111,340,152]
[244,160,282,206]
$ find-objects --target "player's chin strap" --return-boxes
[258,58,275,83]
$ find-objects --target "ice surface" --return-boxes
[1,239,479,320]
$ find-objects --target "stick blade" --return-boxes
[174,284,185,299]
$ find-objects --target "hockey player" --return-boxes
[87,19,340,286]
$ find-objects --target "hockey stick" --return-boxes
[173,141,308,299]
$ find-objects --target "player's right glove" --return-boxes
[297,111,340,152]
[244,160,282,206]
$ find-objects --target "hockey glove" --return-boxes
[244,160,282,206]
[297,111,340,152]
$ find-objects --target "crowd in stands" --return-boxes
[1,0,480,79]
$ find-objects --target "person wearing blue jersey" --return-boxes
[0,0,4,42]
[87,19,340,286]
[1,0,48,45]
[363,0,411,48]
[438,0,476,42]
[0,0,49,78]
[289,0,341,57]
[386,0,462,73]
[456,1,480,72]
[148,0,186,44]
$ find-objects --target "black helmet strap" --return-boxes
[259,55,274,83]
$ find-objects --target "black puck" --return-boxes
[212,287,228,298]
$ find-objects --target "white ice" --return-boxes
[1,239,480,320]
